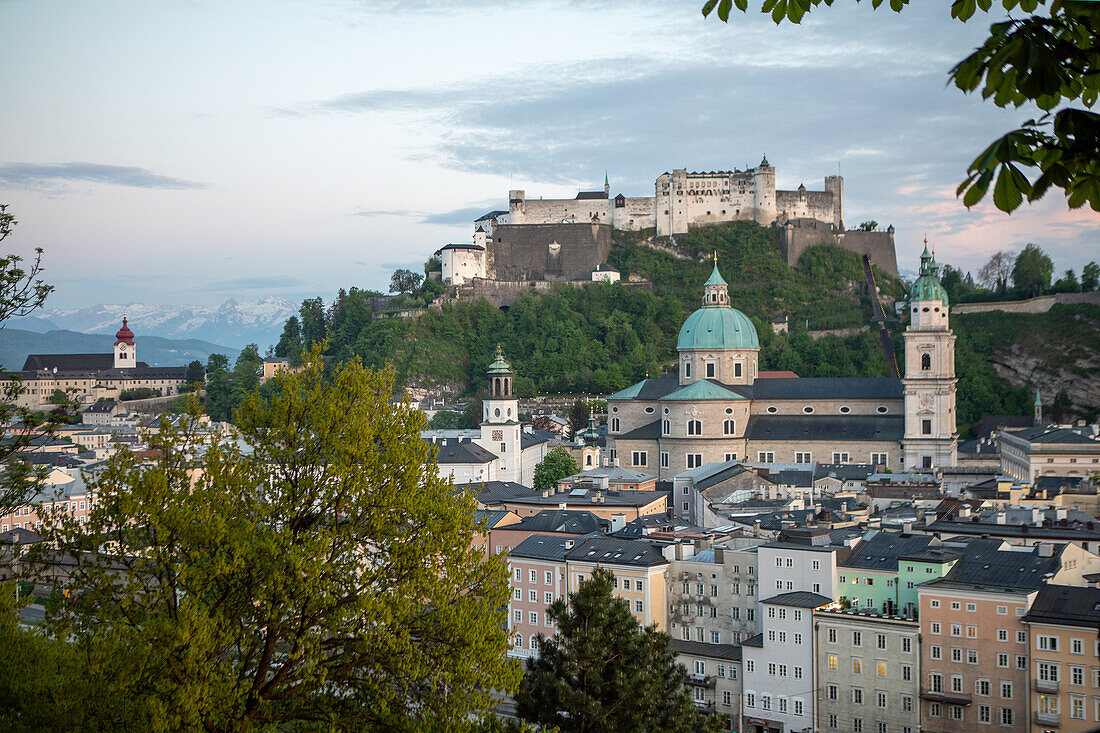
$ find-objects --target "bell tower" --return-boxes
[114,317,136,369]
[479,345,522,483]
[902,244,957,469]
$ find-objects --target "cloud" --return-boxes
[0,162,207,191]
[353,201,498,228]
[200,276,305,291]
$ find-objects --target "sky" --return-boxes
[1,0,1096,309]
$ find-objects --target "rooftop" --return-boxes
[566,536,668,567]
[761,591,832,608]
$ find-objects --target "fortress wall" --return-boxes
[775,189,840,226]
[952,291,1100,315]
[778,226,898,276]
[612,197,656,230]
[509,197,612,226]
[457,279,649,308]
[488,223,612,281]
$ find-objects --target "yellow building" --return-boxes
[1023,584,1100,732]
[566,536,670,628]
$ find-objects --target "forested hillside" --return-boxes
[266,222,1092,435]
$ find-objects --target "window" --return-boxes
[611,418,619,432]
[902,664,911,681]
[877,634,887,650]
[795,451,812,463]
[1072,638,1084,655]
[757,451,774,462]
[878,661,887,678]
[705,362,715,378]
[794,698,803,716]
[997,628,1007,641]
[832,452,850,463]
[1072,665,1084,686]
[931,599,941,608]
[722,690,731,706]
[1000,681,1012,699]
[921,353,931,370]
[545,571,552,584]
[1000,708,1013,726]
[903,695,913,712]
[967,625,977,638]
[930,673,943,693]
[545,592,552,605]
[853,631,863,646]
[853,658,863,675]
[632,451,647,467]
[828,628,837,643]
[686,454,703,469]
[930,702,941,717]
[952,675,964,693]
[829,714,838,729]
[794,666,802,679]
[827,684,838,700]
[951,623,962,637]
[931,645,941,660]
[852,688,863,705]
[968,649,978,664]
[978,704,990,723]
[996,605,1007,615]
[1071,695,1085,719]
[853,719,862,733]
[734,362,743,378]
[723,419,735,435]
[931,621,941,635]
[877,691,887,708]
[902,638,912,653]
[662,420,670,435]
[687,420,701,436]
[922,419,932,435]
[694,660,705,675]
[683,362,691,379]
[827,654,838,671]
[949,706,962,721]
[977,678,991,696]
[745,692,755,707]
[871,452,888,467]
[1039,635,1060,652]
[530,612,538,624]
[528,589,537,602]
[997,653,1008,667]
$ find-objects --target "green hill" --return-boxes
[273,222,1094,436]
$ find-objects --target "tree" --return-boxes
[1012,243,1055,297]
[232,343,263,399]
[299,297,327,348]
[569,400,592,437]
[857,220,878,231]
[517,568,719,733]
[390,268,424,295]
[533,447,578,490]
[701,0,1100,213]
[1052,268,1080,293]
[430,409,468,429]
[977,250,1013,294]
[274,315,303,362]
[203,352,233,422]
[0,205,54,514]
[29,351,518,730]
[1082,261,1100,291]
[185,359,205,383]
[464,388,487,429]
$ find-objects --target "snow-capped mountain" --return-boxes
[11,297,296,349]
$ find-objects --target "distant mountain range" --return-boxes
[0,328,240,371]
[8,297,296,349]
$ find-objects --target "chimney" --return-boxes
[1037,542,1053,557]
[714,546,725,564]
[902,521,914,536]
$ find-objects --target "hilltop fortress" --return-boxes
[437,159,897,293]
[504,157,844,236]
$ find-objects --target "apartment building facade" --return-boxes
[668,539,762,645]
[814,609,921,733]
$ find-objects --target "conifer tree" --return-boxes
[517,568,720,733]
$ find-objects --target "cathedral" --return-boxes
[607,247,957,480]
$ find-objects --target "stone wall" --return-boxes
[453,278,649,309]
[777,222,898,276]
[488,222,612,281]
[952,290,1100,315]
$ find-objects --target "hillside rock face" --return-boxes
[991,345,1100,415]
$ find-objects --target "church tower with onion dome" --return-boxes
[114,317,136,369]
[902,244,957,469]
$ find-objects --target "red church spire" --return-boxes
[114,316,135,346]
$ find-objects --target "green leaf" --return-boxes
[702,0,719,15]
[993,163,1024,212]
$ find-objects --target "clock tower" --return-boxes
[902,245,957,469]
[114,317,136,369]
[479,345,522,484]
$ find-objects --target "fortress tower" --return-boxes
[902,245,958,469]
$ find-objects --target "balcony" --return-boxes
[1034,710,1061,726]
[1035,677,1060,693]
[920,690,972,706]
[685,674,716,689]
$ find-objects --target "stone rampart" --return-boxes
[454,279,649,308]
[952,291,1100,315]
[778,223,898,276]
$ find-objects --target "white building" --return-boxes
[757,527,843,601]
[742,591,831,733]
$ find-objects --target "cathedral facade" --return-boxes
[607,249,957,480]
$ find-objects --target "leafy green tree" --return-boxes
[0,204,54,514]
[569,400,592,436]
[464,388,487,429]
[119,387,161,401]
[857,220,878,231]
[517,568,720,733]
[430,409,468,429]
[533,447,579,490]
[203,352,233,422]
[1012,243,1055,297]
[701,0,1100,213]
[1052,268,1080,293]
[32,353,519,731]
[232,343,263,399]
[390,268,424,295]
[1082,261,1100,291]
[274,315,303,362]
[420,276,444,304]
[299,297,327,348]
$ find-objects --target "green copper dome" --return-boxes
[486,344,512,374]
[677,306,759,350]
[910,245,950,305]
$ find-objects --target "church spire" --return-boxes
[702,256,729,307]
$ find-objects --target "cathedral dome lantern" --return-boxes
[676,256,759,386]
[486,344,514,400]
[910,244,950,306]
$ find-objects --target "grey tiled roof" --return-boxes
[518,510,609,534]
[748,377,903,400]
[615,420,661,441]
[1023,584,1100,627]
[434,439,498,464]
[925,541,1066,592]
[760,591,832,608]
[745,415,903,442]
[670,638,742,661]
[565,537,668,567]
[841,532,938,571]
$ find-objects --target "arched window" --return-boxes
[531,636,539,651]
[662,419,670,435]
[611,418,620,432]
[723,419,735,435]
[514,634,523,649]
[921,353,931,371]
[586,455,593,466]
[684,362,692,379]
[688,420,702,436]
